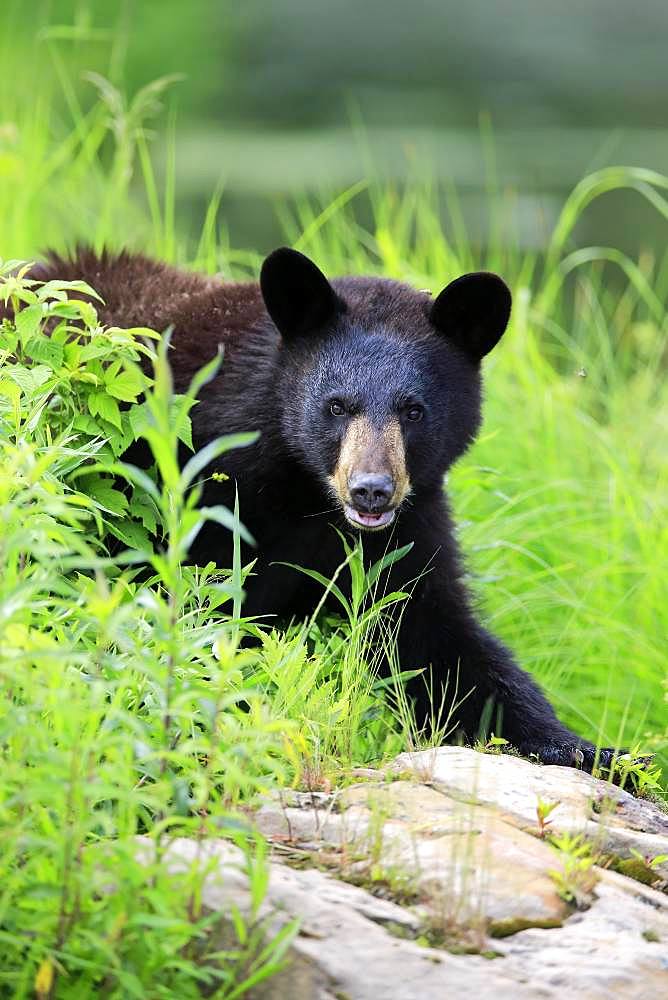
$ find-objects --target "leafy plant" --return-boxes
[535,798,561,838]
[548,833,598,906]
[474,735,511,755]
[602,745,663,797]
[0,278,295,997]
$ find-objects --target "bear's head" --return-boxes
[260,248,511,531]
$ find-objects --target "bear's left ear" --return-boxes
[260,247,343,339]
[429,272,511,360]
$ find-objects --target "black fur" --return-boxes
[17,246,619,771]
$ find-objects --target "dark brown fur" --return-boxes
[5,247,623,772]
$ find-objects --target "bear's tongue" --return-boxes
[344,505,396,530]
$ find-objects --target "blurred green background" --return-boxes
[4,0,668,256]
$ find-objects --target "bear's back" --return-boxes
[32,249,271,388]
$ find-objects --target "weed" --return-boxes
[602,746,663,797]
[474,735,511,755]
[535,798,561,838]
[548,832,599,906]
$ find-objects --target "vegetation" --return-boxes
[0,16,666,998]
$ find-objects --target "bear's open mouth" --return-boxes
[343,504,396,531]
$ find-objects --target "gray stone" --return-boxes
[391,747,668,879]
[137,748,668,998]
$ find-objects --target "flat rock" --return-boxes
[149,831,668,1000]
[498,869,668,998]
[135,748,668,998]
[391,747,668,878]
[257,782,571,932]
[149,837,539,1000]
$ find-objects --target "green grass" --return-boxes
[0,18,667,998]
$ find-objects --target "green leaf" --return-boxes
[366,542,414,589]
[175,406,193,450]
[106,367,145,402]
[6,365,52,393]
[102,461,161,502]
[0,379,21,406]
[107,518,152,552]
[275,561,351,617]
[0,324,18,355]
[201,504,255,545]
[78,341,115,362]
[88,391,122,430]
[37,278,103,302]
[44,297,98,328]
[82,478,129,515]
[14,303,43,344]
[179,432,258,490]
[24,336,64,369]
[184,347,223,400]
[112,325,160,340]
[129,494,159,533]
[128,401,150,440]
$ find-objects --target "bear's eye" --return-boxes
[329,399,346,416]
[404,404,424,422]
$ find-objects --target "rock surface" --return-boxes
[158,748,668,998]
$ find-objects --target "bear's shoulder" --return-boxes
[37,248,268,361]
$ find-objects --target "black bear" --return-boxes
[24,246,618,770]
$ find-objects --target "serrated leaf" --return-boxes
[100,461,161,502]
[72,371,101,386]
[88,391,122,429]
[77,300,99,328]
[110,325,160,340]
[14,303,43,343]
[37,278,103,302]
[176,410,193,449]
[24,336,64,369]
[106,368,145,402]
[129,494,158,533]
[72,412,106,437]
[6,365,52,392]
[78,341,114,362]
[0,324,18,354]
[46,300,90,320]
[128,401,150,439]
[107,518,152,552]
[83,479,129,515]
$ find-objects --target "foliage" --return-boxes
[547,833,598,906]
[535,798,561,839]
[0,278,298,996]
[0,17,667,992]
[604,746,664,797]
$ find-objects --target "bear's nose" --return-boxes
[348,473,395,512]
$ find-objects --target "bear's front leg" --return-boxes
[396,577,619,774]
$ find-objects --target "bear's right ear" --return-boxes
[260,247,342,339]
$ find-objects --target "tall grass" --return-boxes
[276,180,668,765]
[2,0,665,781]
[0,11,667,994]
